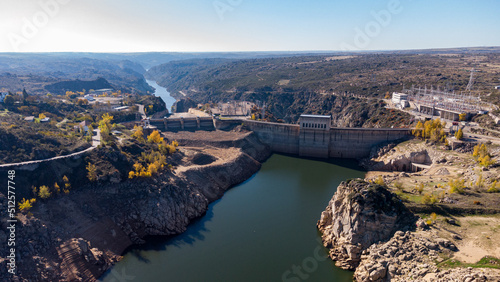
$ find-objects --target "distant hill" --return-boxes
[0,54,153,95]
[44,77,113,94]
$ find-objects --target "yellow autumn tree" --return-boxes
[18,198,36,212]
[147,130,163,144]
[86,162,98,182]
[132,125,145,142]
[412,120,424,139]
[62,175,71,194]
[454,128,463,140]
[473,144,495,168]
[98,113,114,135]
[38,185,51,199]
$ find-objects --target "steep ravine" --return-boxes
[0,132,271,281]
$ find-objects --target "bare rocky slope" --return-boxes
[0,131,270,281]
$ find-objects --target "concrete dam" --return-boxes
[214,115,411,159]
[149,114,411,159]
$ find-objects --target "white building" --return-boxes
[495,86,500,90]
[392,92,409,108]
[299,114,331,130]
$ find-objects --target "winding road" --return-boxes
[0,129,101,169]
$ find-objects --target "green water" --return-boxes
[100,154,365,282]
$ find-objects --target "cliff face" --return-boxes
[0,131,271,282]
[317,179,417,270]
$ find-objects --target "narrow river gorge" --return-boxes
[101,154,365,282]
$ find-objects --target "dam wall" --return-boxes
[216,119,411,159]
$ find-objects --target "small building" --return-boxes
[0,92,8,103]
[74,120,92,132]
[299,114,331,130]
[495,85,500,90]
[40,117,50,123]
[113,106,129,112]
[24,116,35,122]
[83,95,95,101]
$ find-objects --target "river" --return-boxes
[146,79,176,112]
[100,154,365,282]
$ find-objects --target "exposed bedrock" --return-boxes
[317,179,417,270]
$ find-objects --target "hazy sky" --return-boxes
[1,0,499,52]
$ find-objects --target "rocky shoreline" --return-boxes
[0,131,271,281]
[317,178,500,281]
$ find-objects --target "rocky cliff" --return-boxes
[317,179,417,270]
[0,131,271,281]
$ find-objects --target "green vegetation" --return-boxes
[438,256,500,270]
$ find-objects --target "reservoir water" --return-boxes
[100,154,365,282]
[146,79,176,112]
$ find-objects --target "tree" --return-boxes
[473,144,496,168]
[98,113,114,135]
[412,120,424,139]
[132,125,145,142]
[38,185,51,199]
[147,130,163,144]
[86,162,98,182]
[3,95,14,105]
[22,89,29,101]
[63,175,71,194]
[39,113,46,119]
[54,182,61,194]
[98,113,115,145]
[18,198,36,212]
[454,128,463,140]
[459,113,467,121]
[77,99,89,105]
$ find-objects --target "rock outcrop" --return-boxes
[0,131,271,282]
[317,179,417,270]
[354,231,500,281]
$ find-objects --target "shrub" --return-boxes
[38,185,51,199]
[448,179,465,194]
[374,175,386,186]
[422,193,437,205]
[394,182,404,192]
[487,181,499,193]
[416,183,424,194]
